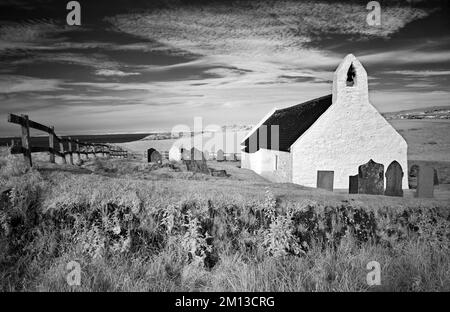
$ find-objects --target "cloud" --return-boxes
[95,69,141,77]
[360,50,450,65]
[383,70,450,76]
[0,20,70,53]
[107,1,430,58]
[11,52,121,69]
[0,75,63,93]
[103,0,433,109]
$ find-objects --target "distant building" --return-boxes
[241,54,408,189]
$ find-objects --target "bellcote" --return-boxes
[332,54,369,104]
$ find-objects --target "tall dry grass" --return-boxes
[0,148,449,291]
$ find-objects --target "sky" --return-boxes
[0,0,449,136]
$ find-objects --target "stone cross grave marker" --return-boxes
[317,170,334,191]
[358,159,384,195]
[415,165,434,198]
[384,161,403,197]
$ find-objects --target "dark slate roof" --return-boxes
[242,94,333,153]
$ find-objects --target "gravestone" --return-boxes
[0,188,11,210]
[226,153,237,161]
[433,168,439,186]
[358,159,384,195]
[180,148,191,160]
[317,171,334,191]
[209,168,228,177]
[409,164,439,189]
[216,149,225,162]
[415,165,434,198]
[408,164,419,189]
[385,161,403,197]
[349,174,359,194]
[203,150,211,161]
[147,148,162,164]
[183,148,209,174]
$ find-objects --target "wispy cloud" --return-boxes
[0,20,70,53]
[0,75,63,93]
[383,70,450,76]
[360,50,450,65]
[107,1,430,58]
[95,69,140,77]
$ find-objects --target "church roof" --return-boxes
[242,94,333,153]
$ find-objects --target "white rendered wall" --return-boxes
[291,54,408,189]
[241,149,291,183]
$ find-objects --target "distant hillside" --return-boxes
[383,106,450,120]
[140,125,253,141]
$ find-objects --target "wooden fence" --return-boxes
[7,113,128,167]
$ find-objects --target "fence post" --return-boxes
[49,126,55,163]
[92,145,97,158]
[59,141,66,164]
[20,114,32,167]
[68,137,74,165]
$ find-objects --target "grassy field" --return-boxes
[0,147,449,292]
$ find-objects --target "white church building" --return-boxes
[241,54,408,189]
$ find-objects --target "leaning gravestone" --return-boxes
[216,149,225,162]
[147,148,162,164]
[349,174,359,194]
[358,159,384,195]
[415,165,434,198]
[184,148,209,174]
[385,161,403,197]
[317,170,334,191]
